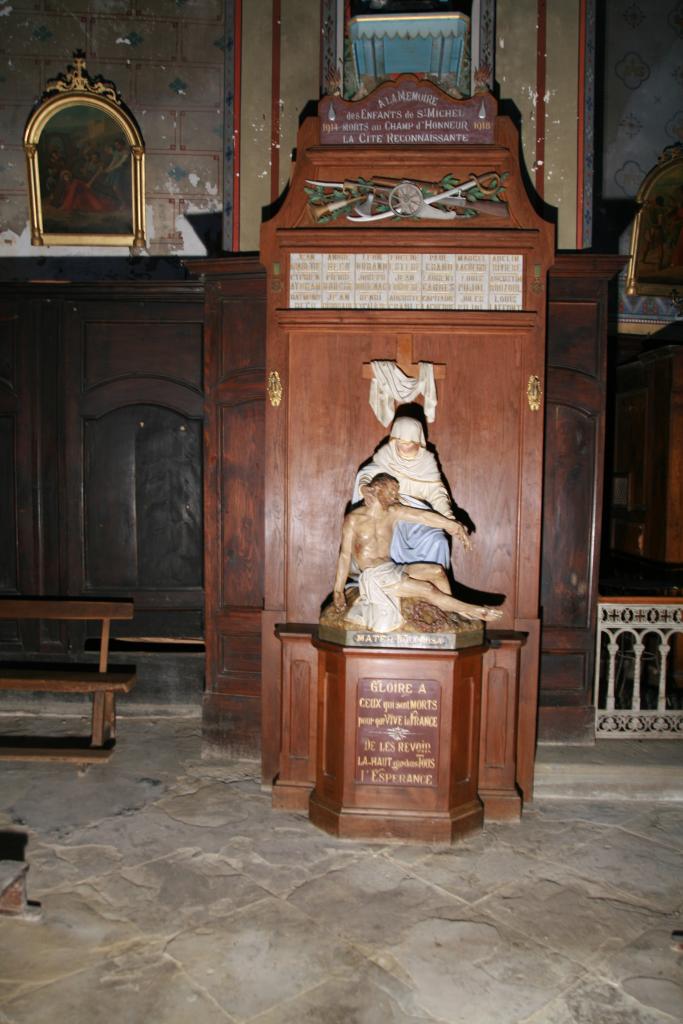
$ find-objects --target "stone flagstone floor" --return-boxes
[0,715,681,1024]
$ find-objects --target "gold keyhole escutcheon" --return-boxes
[527,374,542,412]
[267,370,283,407]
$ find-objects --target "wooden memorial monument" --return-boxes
[260,77,554,836]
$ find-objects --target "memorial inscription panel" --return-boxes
[289,253,523,310]
[355,677,440,787]
[318,87,496,146]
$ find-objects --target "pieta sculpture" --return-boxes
[320,417,503,649]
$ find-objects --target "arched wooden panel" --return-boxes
[84,404,202,592]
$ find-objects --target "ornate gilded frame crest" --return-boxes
[626,143,683,298]
[23,54,145,248]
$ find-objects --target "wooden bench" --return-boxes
[0,599,136,763]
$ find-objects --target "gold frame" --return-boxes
[626,143,683,298]
[23,55,145,248]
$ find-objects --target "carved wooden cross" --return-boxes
[362,333,446,380]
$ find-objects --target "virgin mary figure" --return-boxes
[352,416,469,567]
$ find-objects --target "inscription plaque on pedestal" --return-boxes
[356,677,440,787]
[308,639,486,843]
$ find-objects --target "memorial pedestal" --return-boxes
[310,637,485,843]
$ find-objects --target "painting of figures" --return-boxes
[37,104,133,237]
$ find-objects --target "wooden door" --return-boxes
[540,255,625,743]
[195,258,267,757]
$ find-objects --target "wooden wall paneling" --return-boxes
[540,255,625,743]
[0,298,35,648]
[0,296,55,655]
[60,291,205,646]
[191,258,266,758]
[275,309,538,623]
[37,297,65,605]
[0,300,25,603]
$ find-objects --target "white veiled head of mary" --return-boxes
[351,415,446,506]
[379,416,441,483]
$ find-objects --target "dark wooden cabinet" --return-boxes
[539,255,625,742]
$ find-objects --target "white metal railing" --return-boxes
[594,597,683,738]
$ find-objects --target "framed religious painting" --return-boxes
[626,143,683,297]
[23,54,146,248]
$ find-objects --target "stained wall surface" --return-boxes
[497,0,581,250]
[0,0,226,256]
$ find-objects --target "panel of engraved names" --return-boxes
[289,253,523,310]
[354,253,390,308]
[356,677,440,787]
[289,252,322,307]
[322,253,354,307]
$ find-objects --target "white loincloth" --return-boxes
[346,561,405,633]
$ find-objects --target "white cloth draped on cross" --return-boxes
[369,360,437,426]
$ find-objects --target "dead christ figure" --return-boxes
[333,473,503,633]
